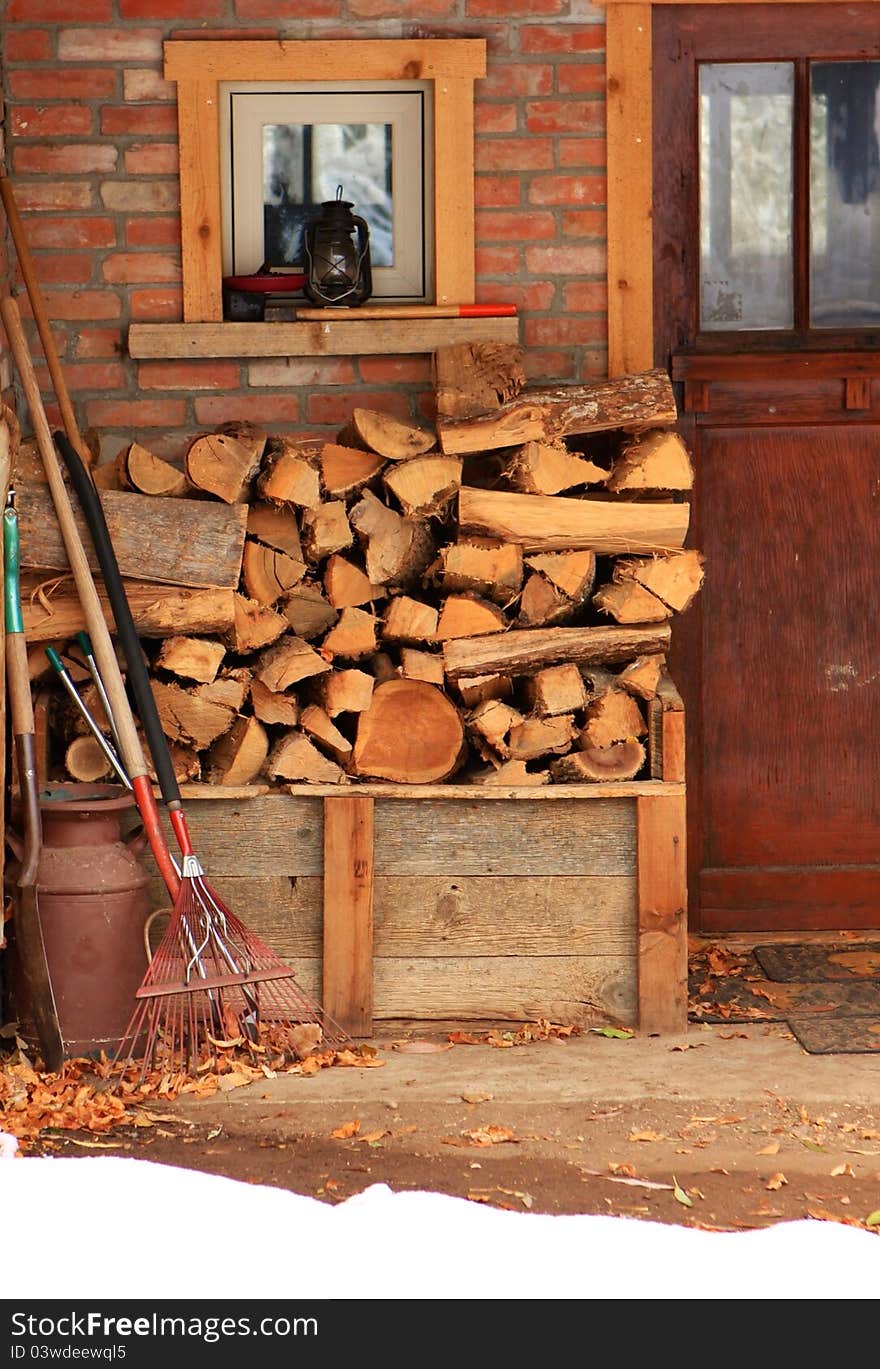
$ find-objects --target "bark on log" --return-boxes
[458,486,689,555]
[352,678,466,783]
[443,623,672,679]
[437,368,678,455]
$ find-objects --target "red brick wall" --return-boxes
[1,2,608,462]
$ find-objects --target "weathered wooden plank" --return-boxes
[373,798,637,875]
[17,482,246,587]
[146,873,637,959]
[323,795,374,1037]
[164,38,488,83]
[637,793,688,1034]
[127,317,519,359]
[175,77,222,321]
[151,796,326,876]
[286,781,682,799]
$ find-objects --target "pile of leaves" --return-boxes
[446,1019,581,1048]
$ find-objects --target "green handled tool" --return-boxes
[44,645,132,791]
[75,629,125,761]
[4,495,64,1072]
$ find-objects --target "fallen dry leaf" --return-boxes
[330,1120,361,1140]
[766,1172,788,1191]
[394,1040,453,1054]
[830,1162,855,1178]
[444,1125,519,1147]
[756,1141,781,1156]
[628,1130,666,1143]
[461,1092,494,1105]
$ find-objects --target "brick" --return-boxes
[86,398,187,429]
[476,209,557,241]
[21,253,94,286]
[7,0,111,16]
[475,105,517,135]
[101,182,180,213]
[120,0,224,15]
[526,101,604,135]
[124,145,179,175]
[528,174,606,207]
[470,0,565,13]
[519,281,556,311]
[5,31,52,61]
[475,246,520,275]
[57,30,163,63]
[475,175,521,208]
[194,395,301,427]
[523,315,608,347]
[248,357,357,387]
[129,288,183,319]
[13,145,118,175]
[137,360,241,390]
[8,70,118,101]
[525,242,606,275]
[234,0,340,15]
[560,138,606,169]
[524,349,577,382]
[75,327,126,359]
[306,391,412,427]
[101,105,178,136]
[26,217,116,250]
[348,0,455,14]
[520,24,605,54]
[102,252,181,284]
[558,63,607,95]
[15,184,93,212]
[41,289,122,321]
[358,355,432,385]
[126,216,181,247]
[61,362,128,392]
[562,209,606,237]
[122,70,175,102]
[563,280,608,312]
[476,138,554,172]
[480,64,553,98]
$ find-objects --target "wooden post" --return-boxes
[636,792,688,1034]
[322,795,375,1037]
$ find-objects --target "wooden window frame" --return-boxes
[164,38,486,323]
[602,0,877,376]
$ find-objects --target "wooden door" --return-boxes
[653,5,880,932]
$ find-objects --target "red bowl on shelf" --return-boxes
[222,270,307,293]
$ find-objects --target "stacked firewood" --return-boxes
[18,343,704,788]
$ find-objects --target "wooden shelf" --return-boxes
[127,316,520,359]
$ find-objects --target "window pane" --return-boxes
[810,62,880,327]
[699,63,794,330]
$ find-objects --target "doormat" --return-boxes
[753,942,880,983]
[786,1015,880,1054]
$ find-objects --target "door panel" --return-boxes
[654,5,880,933]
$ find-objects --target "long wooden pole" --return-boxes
[0,175,92,466]
[0,296,180,898]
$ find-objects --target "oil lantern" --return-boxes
[303,185,372,307]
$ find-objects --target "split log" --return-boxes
[21,574,236,642]
[241,539,307,604]
[382,595,439,644]
[434,595,507,641]
[607,428,694,492]
[192,674,250,713]
[184,430,262,503]
[466,699,524,760]
[321,606,378,661]
[618,654,666,701]
[507,714,576,761]
[150,679,236,751]
[526,551,596,601]
[299,704,353,766]
[431,540,523,605]
[433,341,526,420]
[141,733,200,785]
[255,636,331,692]
[339,408,435,461]
[256,440,322,509]
[458,486,689,555]
[613,549,706,613]
[550,739,646,783]
[468,758,549,787]
[507,439,606,494]
[216,419,268,467]
[250,678,300,727]
[246,502,303,561]
[65,734,113,782]
[522,663,588,717]
[324,554,385,609]
[443,623,672,680]
[265,731,346,785]
[593,580,671,624]
[116,442,188,497]
[437,367,678,455]
[227,594,288,654]
[204,714,269,786]
[90,462,122,492]
[17,481,247,587]
[398,648,444,686]
[348,489,436,587]
[320,442,386,496]
[280,583,338,639]
[155,636,226,684]
[315,668,375,717]
[352,678,466,783]
[579,689,647,749]
[301,500,353,563]
[454,674,513,707]
[383,456,462,517]
[517,572,582,628]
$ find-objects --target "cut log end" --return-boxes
[550,738,646,783]
[352,678,466,783]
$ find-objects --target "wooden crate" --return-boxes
[148,683,687,1038]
